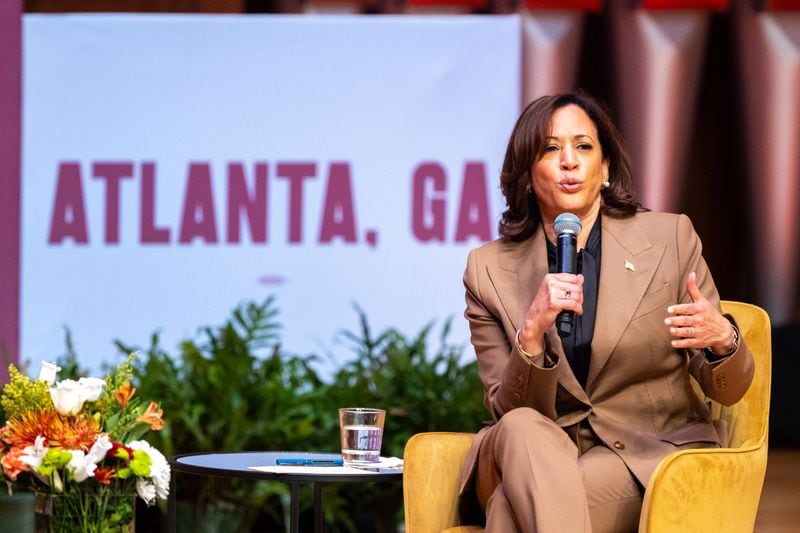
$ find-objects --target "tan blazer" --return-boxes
[459,212,755,492]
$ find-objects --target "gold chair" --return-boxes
[402,301,771,533]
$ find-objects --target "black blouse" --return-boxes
[546,217,601,388]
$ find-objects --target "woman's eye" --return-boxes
[544,145,559,153]
[577,143,593,151]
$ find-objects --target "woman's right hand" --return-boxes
[518,273,584,354]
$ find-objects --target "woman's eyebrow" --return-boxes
[545,134,596,141]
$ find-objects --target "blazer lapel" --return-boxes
[587,216,665,389]
[486,227,589,404]
[484,229,546,334]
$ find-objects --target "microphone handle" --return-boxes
[557,310,575,337]
[556,232,578,338]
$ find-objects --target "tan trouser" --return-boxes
[474,407,643,533]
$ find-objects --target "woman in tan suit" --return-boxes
[458,92,755,532]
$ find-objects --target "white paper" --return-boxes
[248,456,403,474]
[249,465,380,475]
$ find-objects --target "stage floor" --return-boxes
[754,448,800,532]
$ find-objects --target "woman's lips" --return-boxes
[559,179,583,193]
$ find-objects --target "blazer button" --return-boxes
[613,441,625,450]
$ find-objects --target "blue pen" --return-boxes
[276,458,344,466]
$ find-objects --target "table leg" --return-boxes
[290,482,300,533]
[314,482,325,533]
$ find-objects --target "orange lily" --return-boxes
[94,467,117,485]
[113,382,136,408]
[136,402,164,431]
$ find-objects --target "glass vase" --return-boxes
[34,491,135,533]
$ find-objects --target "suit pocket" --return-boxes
[659,422,721,446]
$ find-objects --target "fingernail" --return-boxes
[667,307,674,314]
[671,340,677,347]
[664,318,671,325]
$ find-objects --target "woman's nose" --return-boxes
[561,148,578,169]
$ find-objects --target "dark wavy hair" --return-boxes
[498,91,646,241]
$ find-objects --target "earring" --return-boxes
[602,180,610,188]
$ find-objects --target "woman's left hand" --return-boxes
[664,271,736,354]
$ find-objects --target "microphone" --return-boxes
[553,213,582,338]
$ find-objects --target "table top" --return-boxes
[170,451,403,483]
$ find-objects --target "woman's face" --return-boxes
[530,104,609,224]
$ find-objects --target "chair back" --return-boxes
[713,300,771,449]
[639,300,772,532]
[403,432,476,533]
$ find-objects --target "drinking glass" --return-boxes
[338,407,385,464]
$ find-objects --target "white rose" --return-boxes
[68,450,97,483]
[87,435,113,464]
[77,377,106,402]
[37,361,61,385]
[50,380,85,415]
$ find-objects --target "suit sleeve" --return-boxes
[464,248,559,422]
[675,214,755,406]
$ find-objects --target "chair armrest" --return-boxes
[404,432,476,533]
[639,443,768,533]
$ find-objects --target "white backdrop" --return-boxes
[21,14,521,374]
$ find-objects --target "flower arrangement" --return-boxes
[0,356,169,532]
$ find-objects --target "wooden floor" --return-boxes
[754,448,800,532]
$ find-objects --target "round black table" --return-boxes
[169,451,403,533]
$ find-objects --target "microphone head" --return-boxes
[553,213,582,236]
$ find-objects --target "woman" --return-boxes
[458,92,754,532]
